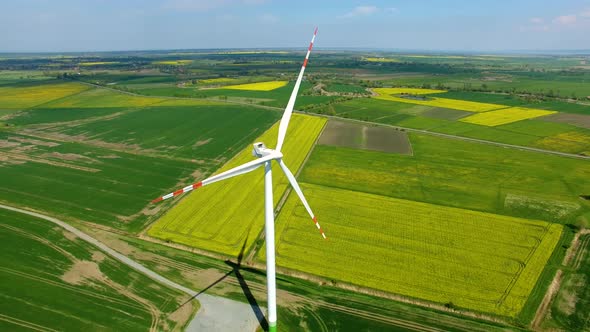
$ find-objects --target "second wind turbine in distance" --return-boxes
[151,27,326,332]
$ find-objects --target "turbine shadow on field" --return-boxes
[172,237,268,330]
[225,237,268,331]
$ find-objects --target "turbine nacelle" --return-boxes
[252,142,276,158]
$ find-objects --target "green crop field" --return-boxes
[266,183,562,317]
[41,87,165,108]
[0,132,198,230]
[1,88,281,231]
[299,135,589,225]
[149,114,326,256]
[43,102,279,160]
[0,208,196,331]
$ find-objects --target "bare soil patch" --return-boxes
[92,251,106,263]
[8,136,60,147]
[61,260,105,285]
[0,151,101,172]
[542,113,590,129]
[40,152,99,164]
[318,120,412,154]
[63,230,79,242]
[167,298,194,327]
[422,107,472,120]
[193,138,212,147]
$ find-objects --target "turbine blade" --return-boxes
[278,159,326,239]
[275,27,318,152]
[152,154,275,203]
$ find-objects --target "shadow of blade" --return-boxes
[172,269,233,313]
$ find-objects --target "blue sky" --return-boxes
[1,0,589,52]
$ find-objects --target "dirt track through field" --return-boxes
[0,204,262,332]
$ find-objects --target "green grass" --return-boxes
[266,183,561,317]
[0,208,196,331]
[148,114,326,256]
[300,135,589,224]
[325,83,367,94]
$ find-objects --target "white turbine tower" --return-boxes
[151,27,325,332]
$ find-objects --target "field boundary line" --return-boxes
[0,313,59,332]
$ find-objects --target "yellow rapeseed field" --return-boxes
[152,60,193,66]
[266,183,562,317]
[374,87,446,95]
[221,81,288,91]
[460,107,557,126]
[0,82,89,109]
[198,77,239,84]
[148,114,326,256]
[79,61,120,66]
[373,88,504,112]
[364,57,400,63]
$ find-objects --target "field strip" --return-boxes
[531,229,590,329]
[0,204,263,332]
[74,80,590,159]
[0,313,59,332]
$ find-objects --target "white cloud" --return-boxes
[580,9,590,18]
[529,17,544,24]
[340,5,378,18]
[520,24,549,32]
[553,15,577,25]
[259,13,278,23]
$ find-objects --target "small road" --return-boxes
[72,80,589,160]
[0,204,262,332]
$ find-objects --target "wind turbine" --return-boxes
[151,27,325,332]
